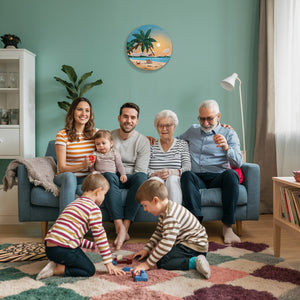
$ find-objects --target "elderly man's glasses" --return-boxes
[197,114,218,123]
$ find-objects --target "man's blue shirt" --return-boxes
[178,123,243,173]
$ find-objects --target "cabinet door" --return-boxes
[0,128,20,156]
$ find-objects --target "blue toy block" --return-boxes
[112,260,117,266]
[132,270,148,282]
[122,267,133,272]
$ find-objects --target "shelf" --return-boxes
[0,49,35,158]
[273,176,300,257]
[0,125,19,129]
[0,88,19,93]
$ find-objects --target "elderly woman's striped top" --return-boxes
[148,138,191,175]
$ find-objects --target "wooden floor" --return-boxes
[1,214,299,267]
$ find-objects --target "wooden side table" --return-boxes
[273,177,300,256]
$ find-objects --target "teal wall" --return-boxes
[0,0,259,178]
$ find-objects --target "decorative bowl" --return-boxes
[292,170,300,182]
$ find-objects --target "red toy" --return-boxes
[113,257,133,264]
[88,155,95,163]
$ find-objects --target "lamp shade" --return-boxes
[220,73,238,91]
[220,72,246,161]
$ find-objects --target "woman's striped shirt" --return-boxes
[148,138,191,175]
[55,128,98,177]
[143,200,208,267]
[45,196,112,265]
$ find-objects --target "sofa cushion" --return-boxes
[199,185,247,207]
[31,187,59,208]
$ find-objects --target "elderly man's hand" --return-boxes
[147,136,156,145]
[213,134,229,151]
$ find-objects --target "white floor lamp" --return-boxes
[221,73,246,162]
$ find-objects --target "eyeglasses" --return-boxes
[157,123,174,129]
[197,114,218,123]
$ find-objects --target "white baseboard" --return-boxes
[0,185,20,224]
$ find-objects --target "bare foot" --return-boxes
[115,225,127,250]
[223,224,241,244]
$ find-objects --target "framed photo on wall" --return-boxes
[127,24,172,71]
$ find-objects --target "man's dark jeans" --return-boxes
[180,169,239,224]
[102,172,147,221]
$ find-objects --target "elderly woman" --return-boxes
[148,110,191,204]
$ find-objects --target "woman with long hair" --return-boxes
[54,97,99,212]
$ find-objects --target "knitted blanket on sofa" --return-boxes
[2,157,59,196]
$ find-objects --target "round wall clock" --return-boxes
[127,24,172,71]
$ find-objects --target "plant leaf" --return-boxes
[54,76,73,89]
[77,71,93,90]
[58,101,71,112]
[79,79,103,96]
[65,86,78,100]
[61,65,77,84]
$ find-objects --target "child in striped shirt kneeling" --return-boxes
[36,172,125,280]
[133,179,211,279]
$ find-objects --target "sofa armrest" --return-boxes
[241,163,260,219]
[17,165,33,221]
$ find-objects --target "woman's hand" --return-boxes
[150,169,169,180]
[105,262,126,275]
[160,169,169,180]
[83,155,94,168]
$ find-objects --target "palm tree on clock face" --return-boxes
[127,29,157,55]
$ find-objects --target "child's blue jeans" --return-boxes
[156,244,207,271]
[46,245,95,277]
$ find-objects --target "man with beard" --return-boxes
[179,99,243,244]
[104,102,150,250]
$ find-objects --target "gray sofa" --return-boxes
[17,140,260,238]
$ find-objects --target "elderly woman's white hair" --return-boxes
[154,110,179,129]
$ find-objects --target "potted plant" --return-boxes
[1,34,21,48]
[54,65,103,111]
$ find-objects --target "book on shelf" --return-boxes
[279,186,300,226]
[291,190,300,224]
[285,188,300,225]
[279,187,291,223]
[279,186,288,220]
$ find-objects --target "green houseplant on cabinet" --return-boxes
[54,65,103,111]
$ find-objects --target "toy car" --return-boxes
[132,270,148,282]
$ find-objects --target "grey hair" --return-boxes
[199,100,220,113]
[154,110,178,129]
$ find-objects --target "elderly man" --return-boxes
[179,99,243,244]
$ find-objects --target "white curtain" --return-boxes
[274,0,300,176]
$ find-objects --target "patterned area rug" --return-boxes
[0,241,300,299]
[0,242,47,262]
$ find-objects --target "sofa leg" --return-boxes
[41,222,48,240]
[236,220,242,236]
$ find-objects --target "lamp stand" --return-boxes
[237,77,246,162]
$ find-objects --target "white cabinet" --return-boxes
[0,49,35,158]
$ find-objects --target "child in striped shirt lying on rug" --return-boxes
[132,179,211,279]
[36,172,125,280]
